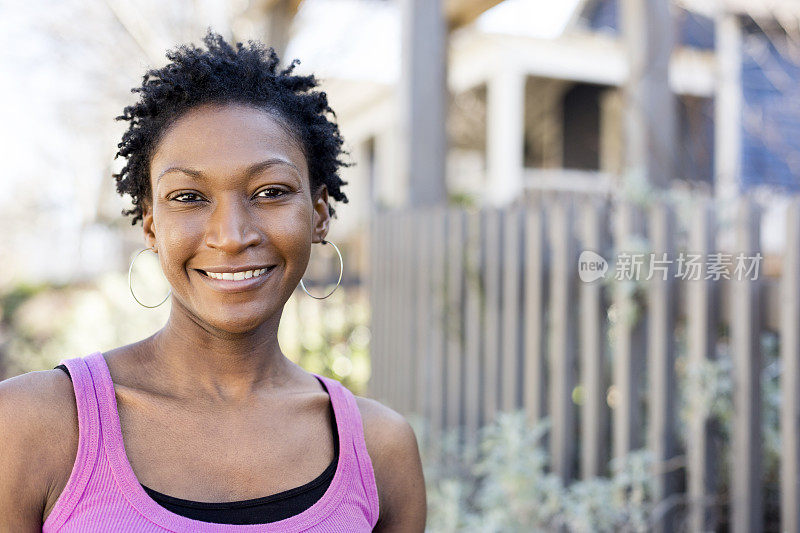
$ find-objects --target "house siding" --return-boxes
[741,19,800,191]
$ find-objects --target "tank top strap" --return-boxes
[44,354,102,531]
[312,374,356,439]
[81,350,136,490]
[312,374,380,526]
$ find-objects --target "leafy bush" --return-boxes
[414,412,655,532]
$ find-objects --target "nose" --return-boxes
[204,195,263,253]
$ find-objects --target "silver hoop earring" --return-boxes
[128,247,171,308]
[300,239,343,299]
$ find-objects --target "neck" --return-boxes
[139,299,297,404]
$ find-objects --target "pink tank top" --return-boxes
[43,351,380,532]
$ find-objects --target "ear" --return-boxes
[141,200,157,250]
[312,185,331,244]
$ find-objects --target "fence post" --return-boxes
[579,196,610,478]
[524,199,548,427]
[386,211,398,410]
[399,209,415,415]
[368,212,380,401]
[549,195,578,481]
[429,206,447,457]
[482,208,502,426]
[647,200,679,531]
[464,208,483,457]
[412,209,432,424]
[781,198,800,533]
[730,196,762,533]
[446,208,465,448]
[502,207,523,411]
[416,208,436,450]
[612,200,647,460]
[686,196,719,532]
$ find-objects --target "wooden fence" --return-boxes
[367,192,800,532]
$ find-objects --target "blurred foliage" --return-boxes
[0,271,169,378]
[413,411,655,532]
[278,284,372,395]
[447,191,479,209]
[676,328,782,528]
[0,281,54,323]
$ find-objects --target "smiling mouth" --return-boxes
[196,265,277,281]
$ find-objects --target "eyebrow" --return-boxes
[156,158,301,184]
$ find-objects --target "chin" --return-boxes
[201,310,272,335]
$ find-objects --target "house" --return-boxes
[290,0,800,268]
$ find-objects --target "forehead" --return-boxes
[150,103,308,181]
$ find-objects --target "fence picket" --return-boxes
[579,196,609,478]
[730,196,762,533]
[401,209,416,415]
[368,211,381,401]
[782,198,800,533]
[524,200,547,426]
[502,207,522,411]
[686,196,718,532]
[389,210,400,411]
[414,209,433,421]
[647,201,679,532]
[395,211,407,413]
[548,196,578,481]
[464,209,483,456]
[612,200,647,460]
[482,208,502,426]
[429,206,447,452]
[446,209,465,445]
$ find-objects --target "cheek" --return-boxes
[153,213,204,272]
[268,209,313,262]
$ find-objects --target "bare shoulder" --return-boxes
[354,396,427,532]
[354,396,420,470]
[0,369,78,530]
[354,396,416,450]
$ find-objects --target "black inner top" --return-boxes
[54,363,338,525]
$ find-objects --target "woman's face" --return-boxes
[142,102,330,334]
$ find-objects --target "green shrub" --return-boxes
[415,412,655,532]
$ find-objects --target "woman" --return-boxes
[0,32,426,532]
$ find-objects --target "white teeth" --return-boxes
[205,267,270,280]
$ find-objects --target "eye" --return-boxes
[171,192,204,203]
[257,187,288,199]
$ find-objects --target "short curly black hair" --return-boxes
[113,30,351,226]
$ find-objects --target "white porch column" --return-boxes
[400,0,447,207]
[620,0,676,189]
[715,12,743,250]
[486,67,526,206]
